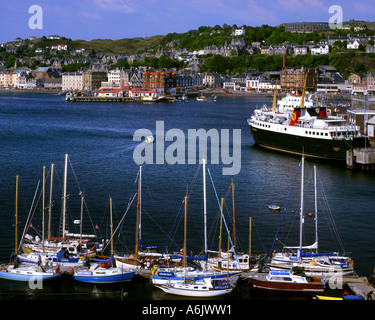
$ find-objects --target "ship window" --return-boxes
[325,133,328,136]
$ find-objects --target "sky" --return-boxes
[1,0,375,43]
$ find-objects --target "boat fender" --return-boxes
[151,265,158,275]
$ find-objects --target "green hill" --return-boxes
[73,35,164,55]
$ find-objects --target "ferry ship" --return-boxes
[247,86,368,161]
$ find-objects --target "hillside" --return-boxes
[73,35,164,55]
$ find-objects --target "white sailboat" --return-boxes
[267,157,354,278]
[154,194,235,297]
[0,175,61,282]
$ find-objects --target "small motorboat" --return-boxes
[268,205,280,211]
[248,269,325,292]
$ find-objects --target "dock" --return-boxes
[346,147,375,171]
[67,96,177,103]
[337,276,375,300]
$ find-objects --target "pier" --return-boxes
[67,96,177,103]
[346,147,375,171]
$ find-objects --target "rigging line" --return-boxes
[317,176,346,252]
[268,161,301,259]
[114,171,139,249]
[159,164,203,257]
[19,180,40,251]
[153,166,201,252]
[207,168,238,261]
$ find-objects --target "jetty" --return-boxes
[346,146,375,171]
[67,96,177,103]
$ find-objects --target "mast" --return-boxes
[219,198,223,253]
[110,196,113,257]
[48,163,54,240]
[203,158,207,269]
[298,156,305,260]
[62,153,68,238]
[42,166,45,253]
[80,192,84,248]
[314,164,318,254]
[232,179,236,250]
[135,166,141,258]
[249,217,252,269]
[15,175,19,256]
[183,195,187,280]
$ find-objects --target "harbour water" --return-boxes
[0,92,375,302]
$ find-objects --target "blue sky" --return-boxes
[1,0,375,43]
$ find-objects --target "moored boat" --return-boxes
[0,263,60,282]
[267,157,355,278]
[247,79,368,161]
[73,197,135,284]
[248,269,325,292]
[155,277,234,297]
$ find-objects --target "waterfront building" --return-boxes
[203,72,221,88]
[62,72,83,91]
[82,70,107,91]
[0,70,27,88]
[143,70,177,94]
[245,76,261,91]
[280,67,318,91]
[129,88,160,99]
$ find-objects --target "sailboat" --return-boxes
[21,155,106,256]
[151,160,241,286]
[73,196,135,284]
[207,181,265,272]
[267,157,354,278]
[0,175,60,282]
[154,195,235,297]
[114,166,171,272]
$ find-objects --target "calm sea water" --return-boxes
[0,92,374,301]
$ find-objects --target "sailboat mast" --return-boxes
[42,166,45,253]
[203,159,207,269]
[48,163,54,240]
[184,196,187,273]
[15,175,19,256]
[249,217,252,269]
[62,153,68,238]
[219,198,223,253]
[298,156,305,260]
[135,166,141,258]
[314,164,318,253]
[80,192,84,247]
[110,196,113,256]
[232,179,236,250]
